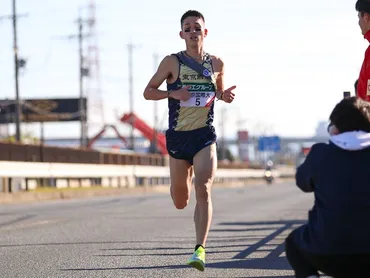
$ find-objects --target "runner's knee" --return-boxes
[171,186,190,209]
[173,198,189,210]
[195,183,211,202]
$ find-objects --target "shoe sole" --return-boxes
[187,260,205,271]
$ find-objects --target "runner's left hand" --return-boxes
[222,85,236,103]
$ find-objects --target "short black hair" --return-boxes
[180,10,205,26]
[329,96,370,133]
[356,0,370,16]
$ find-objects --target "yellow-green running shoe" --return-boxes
[186,246,205,271]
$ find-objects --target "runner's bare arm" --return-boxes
[212,55,236,103]
[143,55,176,100]
[212,56,225,100]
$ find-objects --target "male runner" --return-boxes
[355,0,370,101]
[143,10,236,271]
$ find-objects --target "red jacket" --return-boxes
[357,30,370,101]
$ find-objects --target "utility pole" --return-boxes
[220,107,227,160]
[127,43,139,151]
[59,2,103,148]
[152,52,159,153]
[12,0,21,142]
[78,16,85,147]
[0,0,28,142]
[59,11,90,147]
[236,111,247,162]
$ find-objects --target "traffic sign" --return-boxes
[257,136,281,152]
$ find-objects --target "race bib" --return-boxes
[180,92,216,107]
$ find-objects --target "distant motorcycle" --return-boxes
[264,169,274,184]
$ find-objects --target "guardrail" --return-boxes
[0,161,295,193]
[0,141,167,166]
[0,141,264,169]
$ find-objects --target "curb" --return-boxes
[0,178,294,205]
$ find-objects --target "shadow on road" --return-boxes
[205,219,305,271]
[59,219,305,276]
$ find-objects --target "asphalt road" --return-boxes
[0,182,316,278]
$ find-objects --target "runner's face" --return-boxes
[180,17,207,46]
[358,12,370,35]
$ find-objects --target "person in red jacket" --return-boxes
[356,0,370,101]
[356,1,370,101]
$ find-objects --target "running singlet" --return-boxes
[167,52,217,131]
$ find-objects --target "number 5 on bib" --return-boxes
[180,92,216,107]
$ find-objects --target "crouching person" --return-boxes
[285,96,370,278]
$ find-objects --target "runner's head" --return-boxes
[179,10,207,48]
[356,0,370,35]
[328,96,370,134]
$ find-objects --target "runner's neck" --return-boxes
[184,48,205,62]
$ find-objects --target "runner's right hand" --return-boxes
[169,85,192,101]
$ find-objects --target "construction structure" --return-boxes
[87,112,167,155]
[84,0,105,137]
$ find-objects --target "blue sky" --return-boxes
[0,0,366,139]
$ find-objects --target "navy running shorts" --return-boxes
[165,126,217,165]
